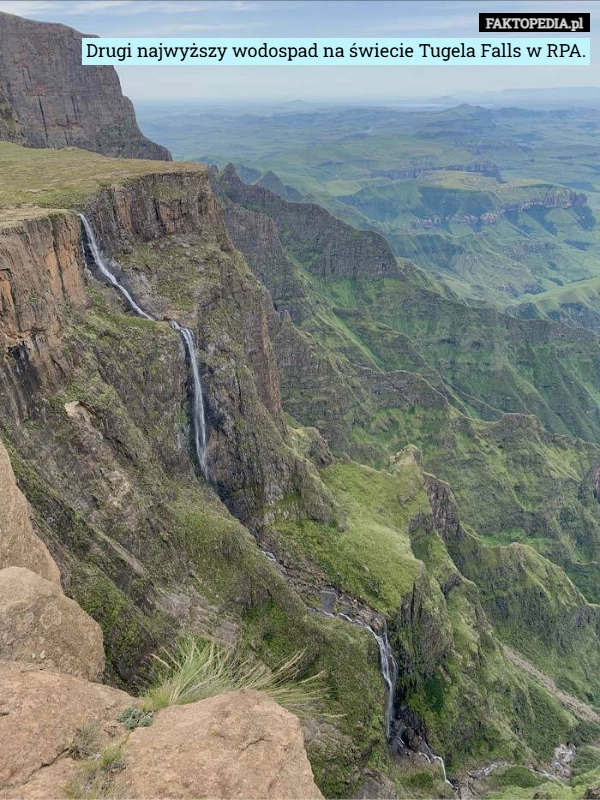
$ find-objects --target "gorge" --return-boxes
[0,8,599,800]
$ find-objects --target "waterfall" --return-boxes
[169,321,208,479]
[432,755,450,784]
[338,613,398,741]
[312,598,452,786]
[415,741,452,786]
[78,214,153,321]
[78,213,209,479]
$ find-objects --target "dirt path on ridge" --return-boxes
[502,644,599,723]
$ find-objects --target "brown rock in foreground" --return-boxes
[0,11,170,160]
[0,661,130,792]
[0,567,105,680]
[0,440,60,583]
[117,690,323,799]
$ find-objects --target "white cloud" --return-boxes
[103,20,262,35]
[0,1,63,15]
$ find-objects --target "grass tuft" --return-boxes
[64,745,125,799]
[67,720,102,760]
[143,636,325,717]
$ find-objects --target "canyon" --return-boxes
[0,9,599,800]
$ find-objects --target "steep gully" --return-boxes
[264,552,451,784]
[79,214,450,784]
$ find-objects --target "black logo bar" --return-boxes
[479,13,590,32]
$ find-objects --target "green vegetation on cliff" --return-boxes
[1,141,599,800]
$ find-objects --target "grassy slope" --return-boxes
[513,276,600,332]
[1,143,598,796]
[0,140,203,224]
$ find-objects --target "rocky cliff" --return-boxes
[0,438,322,799]
[0,12,170,160]
[2,11,599,794]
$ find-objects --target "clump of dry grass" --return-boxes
[64,744,125,799]
[67,720,102,760]
[143,637,324,717]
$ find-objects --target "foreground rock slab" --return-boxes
[0,567,105,680]
[117,689,323,799]
[0,661,130,792]
[0,441,60,584]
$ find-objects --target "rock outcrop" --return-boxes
[0,566,105,680]
[116,690,323,799]
[0,439,105,682]
[0,12,170,160]
[0,660,131,793]
[0,668,322,800]
[0,440,59,582]
[218,164,400,280]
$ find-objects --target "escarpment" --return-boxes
[1,141,599,798]
[0,11,170,160]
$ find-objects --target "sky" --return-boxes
[0,0,597,102]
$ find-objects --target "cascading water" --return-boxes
[78,213,209,479]
[337,610,451,786]
[299,582,453,787]
[78,214,153,320]
[169,321,208,479]
[338,613,398,741]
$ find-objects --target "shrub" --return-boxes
[117,707,154,730]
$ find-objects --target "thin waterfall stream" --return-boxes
[78,214,209,479]
[325,607,452,786]
[80,212,451,786]
[168,321,208,478]
[337,613,397,741]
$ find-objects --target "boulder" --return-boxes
[116,689,323,799]
[0,661,130,792]
[0,567,104,680]
[0,441,60,584]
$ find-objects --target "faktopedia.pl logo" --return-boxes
[479,13,590,32]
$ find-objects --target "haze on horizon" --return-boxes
[0,0,597,104]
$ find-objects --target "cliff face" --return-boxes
[79,172,336,530]
[0,212,87,419]
[219,164,400,280]
[0,12,170,160]
[0,156,341,690]
[2,141,599,795]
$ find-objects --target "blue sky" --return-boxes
[0,0,597,101]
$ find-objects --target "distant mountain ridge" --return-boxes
[0,11,170,160]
